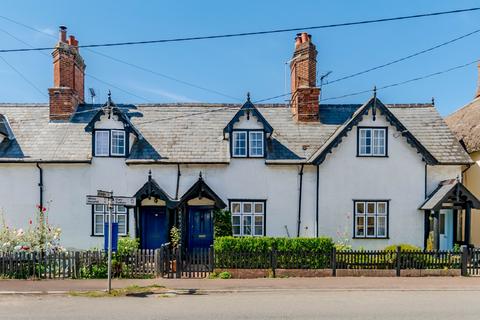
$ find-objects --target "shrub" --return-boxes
[0,207,64,253]
[384,244,421,252]
[219,271,232,279]
[213,209,233,237]
[214,237,334,269]
[170,226,181,249]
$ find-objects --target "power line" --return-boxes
[1,7,480,53]
[254,26,480,103]
[325,28,480,85]
[0,26,152,103]
[0,54,48,98]
[0,16,241,102]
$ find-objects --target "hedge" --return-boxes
[214,237,334,269]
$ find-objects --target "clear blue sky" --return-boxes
[0,0,479,115]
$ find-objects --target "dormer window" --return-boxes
[232,130,264,158]
[94,129,128,157]
[357,127,387,157]
[111,130,126,156]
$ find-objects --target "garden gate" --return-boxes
[158,243,213,278]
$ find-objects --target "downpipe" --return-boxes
[296,164,304,238]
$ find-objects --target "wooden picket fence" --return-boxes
[2,247,480,279]
[0,249,159,279]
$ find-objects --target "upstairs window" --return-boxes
[249,131,264,157]
[111,130,126,156]
[358,127,387,157]
[232,131,247,157]
[232,130,264,158]
[93,129,127,157]
[95,131,110,156]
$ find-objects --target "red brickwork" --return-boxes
[290,33,320,122]
[49,26,85,121]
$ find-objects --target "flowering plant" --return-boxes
[0,206,64,253]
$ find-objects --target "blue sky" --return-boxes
[0,0,479,115]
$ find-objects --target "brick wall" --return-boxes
[290,33,320,122]
[49,27,85,121]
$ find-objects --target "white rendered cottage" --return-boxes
[0,27,477,250]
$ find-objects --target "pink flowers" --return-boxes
[35,205,46,212]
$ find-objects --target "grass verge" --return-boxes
[69,285,167,298]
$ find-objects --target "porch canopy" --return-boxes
[420,179,480,250]
[178,174,226,209]
[133,170,176,208]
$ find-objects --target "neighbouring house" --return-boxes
[0,27,477,251]
[446,66,480,248]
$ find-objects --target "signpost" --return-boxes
[86,190,136,293]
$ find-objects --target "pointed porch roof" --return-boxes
[178,173,226,209]
[133,170,176,208]
[420,179,480,211]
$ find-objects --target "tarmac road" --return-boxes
[0,288,479,320]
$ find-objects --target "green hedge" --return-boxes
[214,237,334,269]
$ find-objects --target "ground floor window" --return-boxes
[230,200,265,236]
[354,200,388,238]
[92,205,128,236]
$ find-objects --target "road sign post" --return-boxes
[86,192,136,294]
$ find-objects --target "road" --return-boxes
[1,289,479,319]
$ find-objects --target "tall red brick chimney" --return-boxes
[290,32,320,122]
[48,26,86,121]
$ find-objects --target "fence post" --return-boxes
[270,247,277,278]
[332,247,337,277]
[461,245,469,277]
[396,246,401,277]
[176,244,182,278]
[209,245,215,272]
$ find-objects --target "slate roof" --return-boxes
[420,179,480,210]
[0,99,471,164]
[445,97,480,154]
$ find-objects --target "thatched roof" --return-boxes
[445,97,480,154]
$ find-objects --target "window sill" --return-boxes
[356,155,389,158]
[352,237,390,240]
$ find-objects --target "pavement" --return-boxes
[2,276,480,294]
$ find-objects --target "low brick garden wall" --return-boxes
[214,268,461,278]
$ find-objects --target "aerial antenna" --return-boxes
[319,71,332,102]
[89,88,96,104]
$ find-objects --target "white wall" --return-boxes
[316,110,461,249]
[0,110,462,250]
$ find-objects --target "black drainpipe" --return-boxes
[296,164,304,238]
[36,163,43,211]
[424,163,427,199]
[175,163,181,200]
[315,165,319,238]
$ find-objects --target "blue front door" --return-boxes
[439,209,454,251]
[141,206,168,249]
[188,207,213,249]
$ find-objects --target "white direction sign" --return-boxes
[112,196,136,206]
[97,190,113,198]
[86,195,109,205]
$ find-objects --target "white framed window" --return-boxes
[232,131,247,157]
[92,205,128,236]
[111,130,126,156]
[354,201,388,239]
[249,131,264,157]
[95,131,110,156]
[230,200,265,236]
[358,128,386,156]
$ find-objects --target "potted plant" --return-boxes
[170,226,181,273]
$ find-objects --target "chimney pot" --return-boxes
[301,32,309,43]
[295,36,302,48]
[59,26,67,42]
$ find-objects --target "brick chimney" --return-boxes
[290,32,320,122]
[48,26,86,121]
